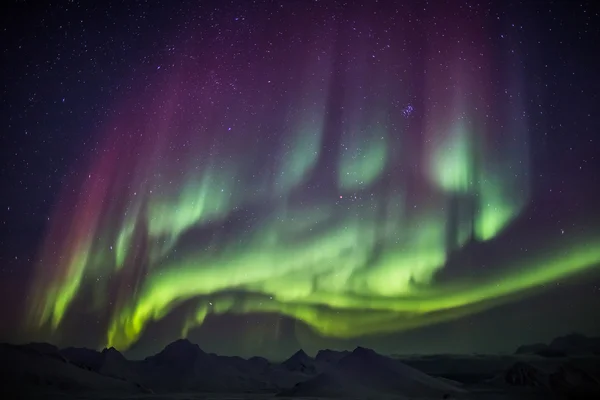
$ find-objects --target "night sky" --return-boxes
[1,0,599,360]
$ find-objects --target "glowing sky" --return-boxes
[12,1,600,355]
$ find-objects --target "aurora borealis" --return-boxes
[2,0,600,358]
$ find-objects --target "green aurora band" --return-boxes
[25,28,600,352]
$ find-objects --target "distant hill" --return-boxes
[281,349,316,374]
[0,343,148,398]
[280,346,464,398]
[515,333,600,357]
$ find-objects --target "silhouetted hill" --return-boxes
[515,343,548,355]
[503,362,548,387]
[22,342,59,355]
[516,333,600,357]
[281,349,316,373]
[281,346,464,398]
[145,338,206,365]
[0,343,148,398]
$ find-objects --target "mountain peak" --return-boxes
[101,347,125,361]
[101,346,120,354]
[148,338,205,364]
[289,349,310,360]
[337,347,384,368]
[282,349,315,373]
[164,338,201,351]
[352,346,377,357]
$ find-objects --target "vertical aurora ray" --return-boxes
[429,119,475,194]
[338,121,388,191]
[276,124,323,195]
[421,10,531,245]
[25,4,600,352]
